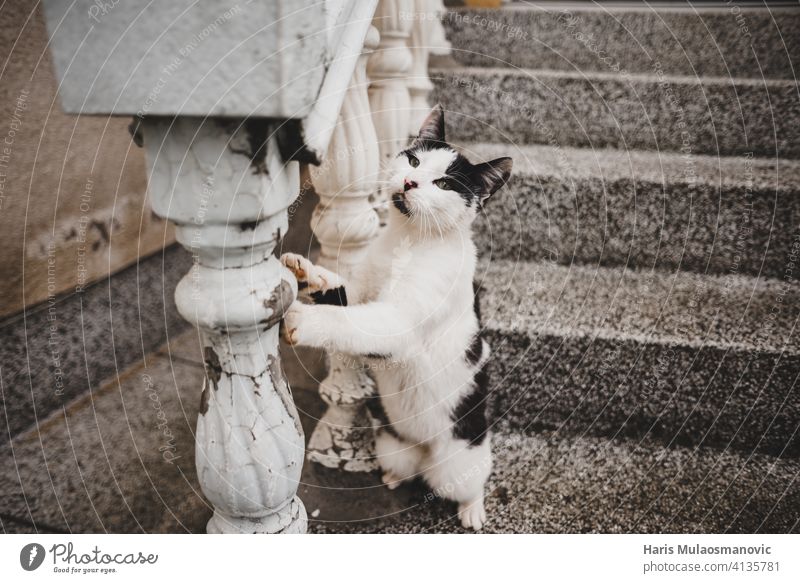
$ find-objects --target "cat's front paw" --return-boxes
[281,253,312,282]
[282,301,306,346]
[282,301,325,348]
[280,253,334,293]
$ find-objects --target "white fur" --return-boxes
[282,146,492,530]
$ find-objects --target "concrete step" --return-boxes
[443,4,800,79]
[464,141,800,280]
[430,66,800,158]
[1,337,797,534]
[0,244,192,444]
[312,428,800,534]
[476,258,800,457]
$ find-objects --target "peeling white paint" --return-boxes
[143,117,306,533]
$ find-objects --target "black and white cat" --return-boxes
[281,104,512,530]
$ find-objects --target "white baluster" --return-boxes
[368,0,414,213]
[306,27,383,472]
[143,117,307,533]
[407,0,436,136]
[428,0,452,57]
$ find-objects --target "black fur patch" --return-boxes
[451,366,489,447]
[404,105,511,209]
[403,143,482,208]
[392,192,412,216]
[365,352,391,360]
[444,152,485,208]
[465,334,483,366]
[465,282,484,366]
[472,281,482,323]
[365,394,399,439]
[402,144,511,209]
[310,285,347,306]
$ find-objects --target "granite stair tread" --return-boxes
[463,140,800,279]
[465,140,800,189]
[430,66,800,158]
[311,427,800,534]
[438,64,795,88]
[476,258,800,456]
[443,3,800,79]
[1,330,797,534]
[477,257,799,355]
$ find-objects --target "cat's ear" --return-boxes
[414,103,445,144]
[473,157,513,200]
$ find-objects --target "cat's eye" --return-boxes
[406,152,420,168]
[433,178,452,190]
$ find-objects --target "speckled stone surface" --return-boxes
[311,429,800,534]
[0,334,411,533]
[0,244,192,444]
[431,67,800,158]
[465,141,800,279]
[1,516,41,534]
[443,5,800,79]
[476,258,800,456]
[0,353,210,533]
[2,332,797,534]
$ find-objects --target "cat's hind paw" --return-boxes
[381,471,405,490]
[458,499,487,531]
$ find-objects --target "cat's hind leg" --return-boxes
[423,436,492,530]
[374,430,424,490]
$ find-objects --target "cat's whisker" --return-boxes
[432,205,449,242]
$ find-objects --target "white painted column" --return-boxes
[143,117,307,533]
[368,0,414,212]
[306,27,383,472]
[407,0,436,136]
[428,0,452,57]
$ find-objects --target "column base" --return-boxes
[206,497,308,534]
[307,406,379,472]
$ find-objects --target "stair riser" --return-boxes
[484,329,800,457]
[444,8,800,79]
[432,69,800,158]
[476,173,800,280]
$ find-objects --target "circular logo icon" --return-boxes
[20,543,46,571]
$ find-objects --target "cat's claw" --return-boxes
[280,253,331,292]
[282,301,328,348]
[282,301,305,346]
[280,252,310,281]
[458,499,486,531]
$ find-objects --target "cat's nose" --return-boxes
[403,178,418,192]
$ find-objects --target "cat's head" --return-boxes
[388,104,512,234]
